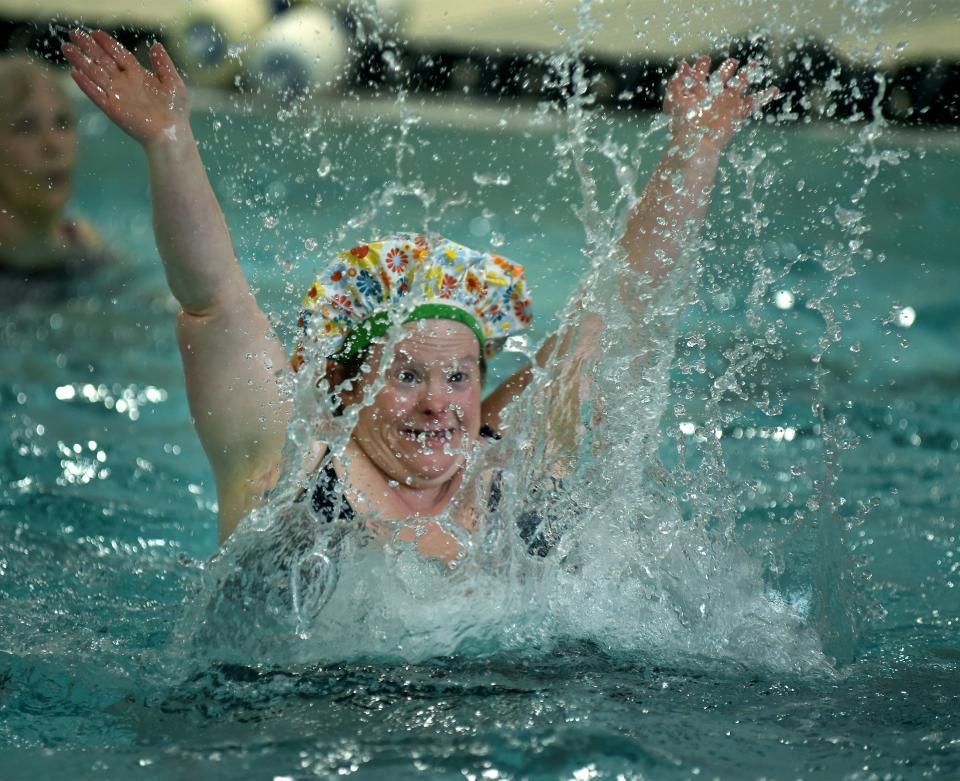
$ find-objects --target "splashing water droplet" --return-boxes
[504,335,528,352]
[774,291,795,310]
[713,292,735,311]
[895,306,916,328]
[473,172,511,186]
[469,217,492,237]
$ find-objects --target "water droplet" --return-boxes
[895,306,916,328]
[774,290,795,310]
[317,158,332,178]
[469,217,491,237]
[712,292,735,311]
[504,335,528,352]
[473,172,511,186]
[382,49,400,73]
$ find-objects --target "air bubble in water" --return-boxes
[317,158,332,178]
[473,172,511,186]
[895,306,916,327]
[382,49,400,73]
[774,291,795,310]
[504,335,528,352]
[469,217,492,237]
[713,292,735,311]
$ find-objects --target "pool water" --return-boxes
[1,87,959,780]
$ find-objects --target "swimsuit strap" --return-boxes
[308,425,503,524]
[479,423,501,441]
[310,459,356,524]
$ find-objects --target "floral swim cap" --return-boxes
[292,233,533,371]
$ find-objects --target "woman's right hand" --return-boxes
[62,29,190,149]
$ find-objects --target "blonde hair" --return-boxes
[0,54,69,109]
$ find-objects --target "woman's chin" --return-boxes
[43,189,71,212]
[399,449,465,486]
[15,189,70,217]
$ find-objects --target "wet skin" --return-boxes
[342,319,484,496]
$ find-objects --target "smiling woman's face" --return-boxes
[0,79,77,219]
[343,319,483,488]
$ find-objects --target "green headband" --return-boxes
[334,303,486,362]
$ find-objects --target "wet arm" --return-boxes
[484,59,774,450]
[145,129,291,522]
[618,145,722,290]
[483,316,602,466]
[620,57,775,293]
[63,31,291,532]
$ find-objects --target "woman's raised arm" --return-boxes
[484,58,775,457]
[63,31,291,537]
[620,56,776,291]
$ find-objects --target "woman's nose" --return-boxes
[417,377,450,414]
[41,128,69,159]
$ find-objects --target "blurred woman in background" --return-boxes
[0,55,109,292]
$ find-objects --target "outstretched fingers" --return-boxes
[692,54,711,81]
[67,29,118,76]
[61,41,114,94]
[744,86,780,115]
[91,29,140,71]
[68,69,112,114]
[150,43,182,86]
[715,57,740,86]
[675,59,694,80]
[757,86,780,105]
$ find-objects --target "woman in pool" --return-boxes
[0,55,107,285]
[62,30,773,559]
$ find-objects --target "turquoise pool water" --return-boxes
[1,91,959,780]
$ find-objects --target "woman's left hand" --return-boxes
[664,56,778,154]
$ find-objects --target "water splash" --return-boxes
[169,0,909,678]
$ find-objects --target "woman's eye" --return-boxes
[395,370,418,384]
[56,114,74,131]
[13,119,34,134]
[447,372,467,383]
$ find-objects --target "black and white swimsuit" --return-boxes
[306,425,558,556]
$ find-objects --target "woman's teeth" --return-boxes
[403,429,453,443]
